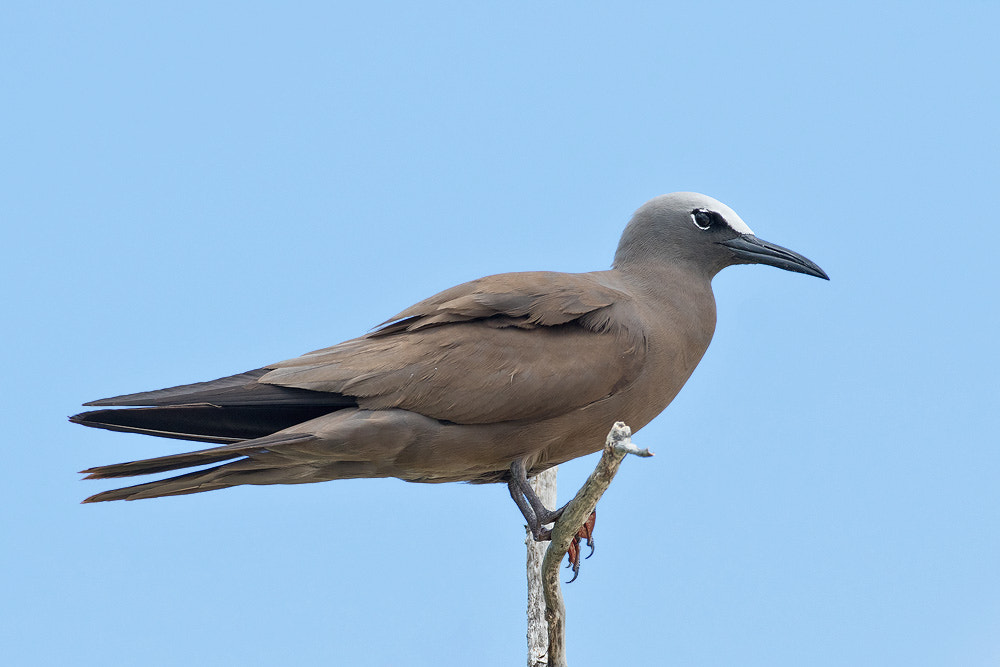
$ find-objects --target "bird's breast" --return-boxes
[527,280,717,469]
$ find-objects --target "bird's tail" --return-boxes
[77,431,374,503]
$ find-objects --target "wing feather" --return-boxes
[262,271,646,424]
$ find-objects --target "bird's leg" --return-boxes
[509,460,564,539]
[508,478,550,539]
[509,460,598,578]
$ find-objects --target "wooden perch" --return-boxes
[526,421,652,667]
[526,467,557,667]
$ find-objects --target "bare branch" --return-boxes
[526,467,557,667]
[538,422,651,667]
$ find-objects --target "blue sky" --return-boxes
[2,2,998,665]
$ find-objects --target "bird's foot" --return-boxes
[508,459,597,580]
[565,510,596,582]
[525,505,564,542]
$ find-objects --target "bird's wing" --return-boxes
[261,271,647,424]
[81,369,349,408]
[373,271,633,332]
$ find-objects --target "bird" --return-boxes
[72,192,827,549]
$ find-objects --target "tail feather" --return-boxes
[83,467,240,503]
[81,463,311,502]
[81,449,246,479]
[80,432,315,480]
[82,436,379,503]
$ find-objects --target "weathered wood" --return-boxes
[538,422,651,667]
[526,466,558,667]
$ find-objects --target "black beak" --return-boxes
[719,234,829,280]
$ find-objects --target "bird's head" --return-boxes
[613,192,828,281]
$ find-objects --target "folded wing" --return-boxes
[74,271,646,448]
[261,271,647,424]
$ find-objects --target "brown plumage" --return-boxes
[73,192,827,504]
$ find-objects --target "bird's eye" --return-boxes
[691,208,714,230]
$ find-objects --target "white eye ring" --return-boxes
[690,208,713,230]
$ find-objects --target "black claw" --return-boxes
[565,536,582,582]
[566,547,581,582]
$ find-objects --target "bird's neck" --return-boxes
[619,260,716,320]
[620,260,718,367]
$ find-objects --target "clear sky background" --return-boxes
[3,2,998,665]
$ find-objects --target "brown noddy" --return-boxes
[72,192,827,543]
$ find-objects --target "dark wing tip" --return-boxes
[82,398,117,407]
[81,489,127,503]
